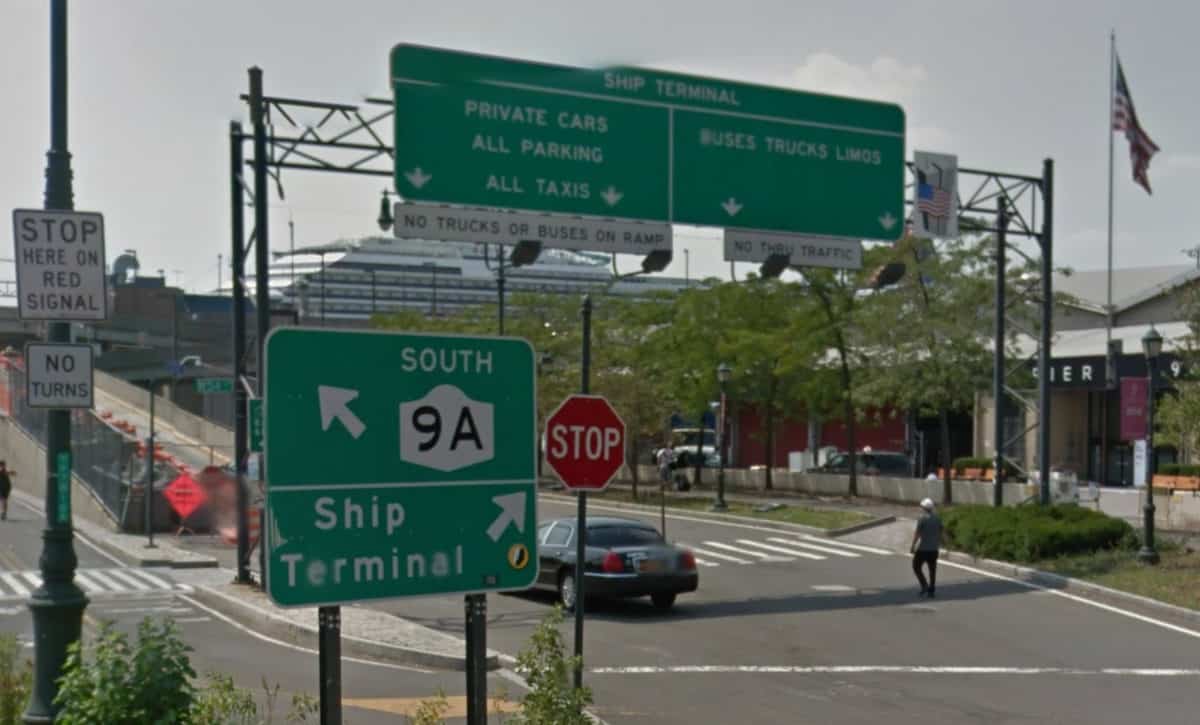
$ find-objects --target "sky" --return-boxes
[2,0,1197,293]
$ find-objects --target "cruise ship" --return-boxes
[255,235,692,323]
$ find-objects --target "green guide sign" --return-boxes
[263,328,537,607]
[391,44,905,240]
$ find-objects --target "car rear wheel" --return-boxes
[651,592,676,610]
[558,571,577,611]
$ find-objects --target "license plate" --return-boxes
[637,558,664,573]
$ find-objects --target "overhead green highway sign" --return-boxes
[263,328,537,607]
[391,44,905,240]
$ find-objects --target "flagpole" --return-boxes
[1107,31,1116,346]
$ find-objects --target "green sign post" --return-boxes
[195,377,234,394]
[249,399,263,453]
[392,44,905,240]
[264,328,537,607]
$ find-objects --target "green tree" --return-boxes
[1156,284,1200,460]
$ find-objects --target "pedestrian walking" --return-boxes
[0,461,14,521]
[910,497,942,598]
[656,443,676,488]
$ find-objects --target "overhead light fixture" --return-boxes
[759,253,790,279]
[641,249,672,274]
[377,189,394,231]
[510,240,543,268]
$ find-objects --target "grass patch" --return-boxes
[585,488,873,530]
[1035,544,1200,611]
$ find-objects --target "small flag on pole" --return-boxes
[1112,56,1160,194]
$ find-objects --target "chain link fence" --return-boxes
[6,363,177,531]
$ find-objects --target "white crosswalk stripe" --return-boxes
[0,568,190,600]
[766,537,861,558]
[673,534,894,569]
[677,543,752,564]
[704,541,793,562]
[736,539,824,560]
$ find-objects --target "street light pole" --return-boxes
[26,3,87,720]
[1138,325,1162,565]
[144,381,157,549]
[713,363,731,511]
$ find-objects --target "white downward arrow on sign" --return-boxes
[318,385,366,439]
[878,212,898,230]
[487,492,527,542]
[721,198,743,217]
[601,186,623,207]
[404,167,432,189]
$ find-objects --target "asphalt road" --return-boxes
[370,494,1200,725]
[0,498,513,723]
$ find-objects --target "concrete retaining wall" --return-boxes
[95,370,233,451]
[0,415,118,530]
[628,464,1035,506]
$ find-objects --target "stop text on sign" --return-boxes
[548,424,622,461]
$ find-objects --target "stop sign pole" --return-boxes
[574,295,591,693]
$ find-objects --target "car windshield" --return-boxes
[588,525,664,548]
[673,430,715,448]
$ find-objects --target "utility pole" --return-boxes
[25,2,87,720]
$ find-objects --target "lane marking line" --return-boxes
[13,498,127,567]
[125,568,173,589]
[676,543,750,564]
[0,573,29,598]
[692,559,719,567]
[735,539,824,561]
[812,584,857,592]
[107,569,154,592]
[84,569,125,592]
[588,664,1200,676]
[798,535,893,556]
[72,571,104,594]
[766,537,860,558]
[939,559,1200,641]
[176,594,435,673]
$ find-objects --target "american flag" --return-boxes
[1112,56,1160,194]
[917,182,952,217]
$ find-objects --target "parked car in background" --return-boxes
[531,516,699,611]
[817,450,913,477]
[651,428,720,468]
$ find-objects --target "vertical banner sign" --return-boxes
[249,399,264,453]
[912,151,959,239]
[1133,439,1148,488]
[1120,377,1148,441]
[55,452,71,525]
[264,328,538,607]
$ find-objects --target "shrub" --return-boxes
[56,618,196,725]
[0,634,31,725]
[1158,463,1200,477]
[507,605,592,725]
[943,504,1135,563]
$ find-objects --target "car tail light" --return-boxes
[602,552,624,573]
[679,550,696,571]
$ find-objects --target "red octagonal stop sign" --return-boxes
[545,394,626,491]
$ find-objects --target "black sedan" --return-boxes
[530,516,698,611]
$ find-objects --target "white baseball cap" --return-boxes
[920,498,935,511]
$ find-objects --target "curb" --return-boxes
[826,515,897,537]
[543,493,827,535]
[187,584,495,671]
[83,530,220,570]
[939,549,1200,624]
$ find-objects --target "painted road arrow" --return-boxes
[486,492,527,541]
[318,385,366,439]
[403,167,432,189]
[601,186,624,207]
[722,198,743,217]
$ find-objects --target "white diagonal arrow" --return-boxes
[721,197,743,217]
[601,185,624,207]
[318,385,366,439]
[487,492,527,542]
[404,167,432,190]
[878,212,898,230]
